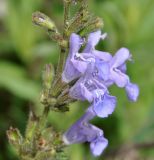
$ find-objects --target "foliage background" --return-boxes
[0,0,154,159]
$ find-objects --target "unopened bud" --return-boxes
[42,64,55,89]
[95,17,103,29]
[25,111,39,140]
[7,127,23,149]
[32,11,57,32]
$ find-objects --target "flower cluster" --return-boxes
[62,30,139,156]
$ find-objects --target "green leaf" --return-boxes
[0,61,40,101]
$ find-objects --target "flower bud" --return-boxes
[32,11,57,32]
[7,127,23,149]
[42,64,54,89]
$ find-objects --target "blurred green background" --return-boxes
[0,0,154,159]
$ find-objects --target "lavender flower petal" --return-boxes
[90,136,108,157]
[110,69,129,87]
[125,82,139,102]
[83,30,102,52]
[69,78,86,101]
[81,123,103,142]
[118,63,127,73]
[62,33,83,82]
[70,33,83,53]
[62,60,81,83]
[92,50,112,61]
[69,80,94,102]
[63,107,100,145]
[110,48,131,68]
[63,107,108,156]
[95,59,110,81]
[93,92,117,118]
[69,69,108,102]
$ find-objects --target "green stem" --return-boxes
[63,0,71,33]
[36,106,50,135]
[31,105,50,157]
[56,0,71,74]
[40,106,50,128]
[52,0,71,96]
[56,48,67,75]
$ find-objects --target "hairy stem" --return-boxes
[38,106,50,131]
[63,0,71,32]
[56,0,71,74]
[56,48,67,76]
[52,0,71,96]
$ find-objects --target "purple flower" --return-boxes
[63,107,108,156]
[69,62,117,118]
[69,70,107,102]
[107,47,139,101]
[62,33,96,83]
[62,30,111,83]
[62,30,139,157]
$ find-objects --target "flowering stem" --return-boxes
[7,0,107,159]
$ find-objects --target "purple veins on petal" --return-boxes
[125,82,139,102]
[93,91,117,118]
[90,136,108,157]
